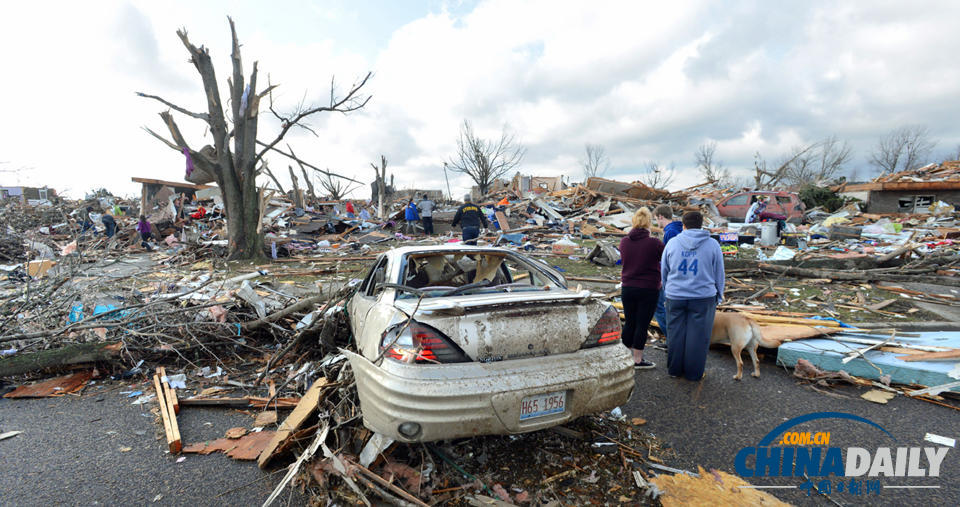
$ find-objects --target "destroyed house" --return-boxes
[0,186,56,201]
[839,161,960,214]
[512,173,567,193]
[132,177,214,223]
[393,189,444,202]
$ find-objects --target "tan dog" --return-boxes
[711,313,778,380]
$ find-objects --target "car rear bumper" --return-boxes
[343,346,635,442]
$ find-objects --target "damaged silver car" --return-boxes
[344,245,634,442]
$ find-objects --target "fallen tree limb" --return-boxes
[242,294,324,331]
[0,342,122,377]
[757,263,960,286]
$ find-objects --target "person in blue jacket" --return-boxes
[403,199,420,236]
[653,205,683,334]
[661,211,725,381]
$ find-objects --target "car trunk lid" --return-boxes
[395,291,604,361]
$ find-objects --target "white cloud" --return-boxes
[3,1,960,199]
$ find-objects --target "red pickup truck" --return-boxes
[715,191,805,224]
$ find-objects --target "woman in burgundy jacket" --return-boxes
[619,207,664,368]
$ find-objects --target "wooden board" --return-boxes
[153,373,182,454]
[494,211,511,232]
[158,367,179,415]
[651,466,791,507]
[898,349,960,362]
[3,371,93,398]
[257,377,330,469]
[759,325,843,346]
[182,430,276,461]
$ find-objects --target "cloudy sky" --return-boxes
[3,0,960,199]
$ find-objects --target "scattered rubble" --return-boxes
[3,166,960,504]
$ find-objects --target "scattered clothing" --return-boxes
[190,207,207,219]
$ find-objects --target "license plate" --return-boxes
[519,391,566,420]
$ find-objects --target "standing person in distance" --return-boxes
[403,199,420,236]
[619,207,664,369]
[451,195,488,245]
[417,193,435,236]
[653,205,682,335]
[136,215,153,251]
[101,208,117,238]
[661,211,725,381]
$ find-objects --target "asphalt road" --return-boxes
[625,343,960,506]
[0,379,308,506]
[1,342,958,506]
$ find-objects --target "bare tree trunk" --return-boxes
[300,166,315,201]
[288,165,304,209]
[138,18,369,260]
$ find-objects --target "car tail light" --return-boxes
[581,306,622,349]
[380,321,470,363]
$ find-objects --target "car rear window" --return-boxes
[726,195,749,206]
[776,196,792,204]
[397,252,561,298]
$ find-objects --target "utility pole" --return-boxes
[442,162,453,201]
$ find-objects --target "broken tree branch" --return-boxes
[135,92,210,121]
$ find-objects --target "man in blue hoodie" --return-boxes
[404,199,420,236]
[653,205,683,335]
[661,211,725,381]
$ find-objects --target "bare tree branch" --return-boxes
[254,140,364,185]
[580,144,610,180]
[446,120,525,195]
[317,170,359,200]
[262,161,286,194]
[784,135,853,185]
[869,125,937,175]
[255,72,372,164]
[135,93,210,121]
[638,161,676,189]
[694,141,731,187]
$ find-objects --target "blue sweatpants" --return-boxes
[654,289,668,335]
[665,296,717,381]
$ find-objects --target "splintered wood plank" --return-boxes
[3,371,94,398]
[651,466,791,507]
[183,430,276,460]
[759,325,842,346]
[158,367,179,415]
[494,211,511,232]
[898,349,960,362]
[153,373,180,453]
[257,377,330,469]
